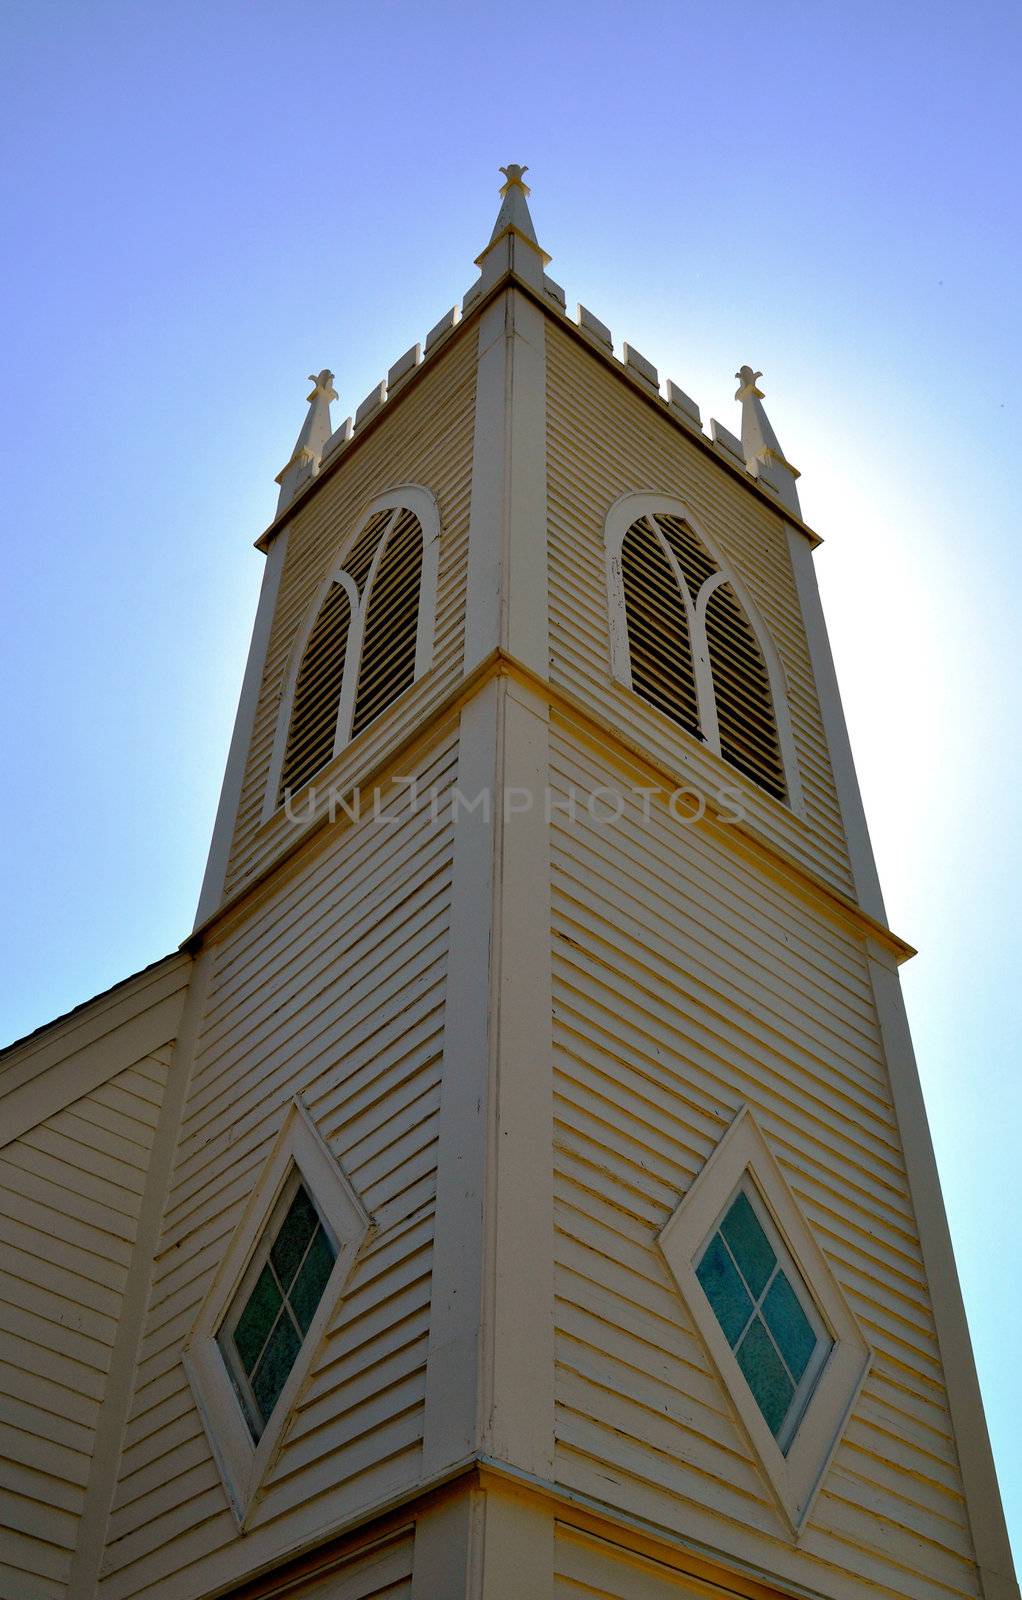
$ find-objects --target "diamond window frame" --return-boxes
[183,1099,372,1524]
[658,1107,870,1532]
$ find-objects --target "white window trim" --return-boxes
[262,484,441,824]
[183,1098,373,1526]
[658,1106,870,1534]
[604,491,805,815]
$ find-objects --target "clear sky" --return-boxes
[2,0,1020,1562]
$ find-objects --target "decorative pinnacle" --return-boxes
[275,367,338,512]
[733,364,802,517]
[735,365,765,402]
[499,163,531,196]
[482,160,550,263]
[307,368,338,406]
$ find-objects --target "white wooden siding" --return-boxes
[545,323,856,902]
[223,333,476,901]
[547,717,980,1600]
[0,1048,172,1600]
[295,1528,412,1597]
[100,736,458,1600]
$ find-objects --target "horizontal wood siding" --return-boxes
[548,719,980,1600]
[545,322,855,901]
[224,333,476,899]
[278,1529,413,1599]
[0,1049,171,1600]
[101,735,458,1600]
[555,1520,746,1599]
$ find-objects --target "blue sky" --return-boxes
[2,0,1020,1560]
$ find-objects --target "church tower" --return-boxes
[1,169,1016,1600]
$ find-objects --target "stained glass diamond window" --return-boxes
[694,1182,831,1451]
[217,1176,338,1440]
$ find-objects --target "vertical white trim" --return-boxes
[504,291,548,676]
[463,289,549,677]
[196,532,289,926]
[479,1488,554,1600]
[482,677,555,1477]
[421,683,500,1474]
[422,675,556,1487]
[867,943,1019,1600]
[465,297,511,674]
[409,1488,482,1600]
[786,526,885,919]
[68,949,211,1600]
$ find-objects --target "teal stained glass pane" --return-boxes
[232,1265,282,1374]
[270,1186,319,1290]
[762,1271,819,1382]
[720,1192,775,1299]
[250,1310,302,1423]
[290,1226,337,1334]
[736,1315,795,1437]
[696,1234,753,1347]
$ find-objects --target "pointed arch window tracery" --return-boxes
[268,487,439,815]
[606,494,801,809]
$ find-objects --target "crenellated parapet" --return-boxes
[268,166,808,541]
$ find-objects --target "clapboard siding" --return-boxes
[547,719,979,1600]
[223,332,476,900]
[101,736,458,1600]
[0,1049,171,1600]
[545,322,855,902]
[286,1529,413,1598]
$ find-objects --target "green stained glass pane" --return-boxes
[289,1225,337,1334]
[720,1191,775,1299]
[232,1265,282,1374]
[736,1316,795,1437]
[762,1270,819,1382]
[250,1310,302,1423]
[696,1233,754,1347]
[270,1185,319,1290]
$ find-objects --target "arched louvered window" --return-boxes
[607,494,798,808]
[279,580,352,799]
[351,509,423,740]
[703,581,786,800]
[270,489,440,812]
[621,518,699,739]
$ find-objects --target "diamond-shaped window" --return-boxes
[659,1107,870,1532]
[184,1099,372,1524]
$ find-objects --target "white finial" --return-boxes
[490,164,538,244]
[275,368,338,515]
[475,162,551,283]
[734,364,802,517]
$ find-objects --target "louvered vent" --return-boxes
[346,508,393,591]
[279,580,351,800]
[618,509,787,803]
[278,507,415,803]
[704,581,786,800]
[654,512,717,597]
[621,517,700,739]
[351,510,423,739]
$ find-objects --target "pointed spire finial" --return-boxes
[734,364,802,517]
[275,368,337,514]
[476,161,550,278]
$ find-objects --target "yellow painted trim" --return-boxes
[184,648,914,967]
